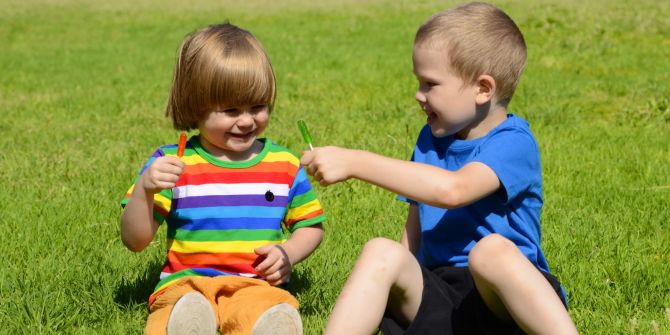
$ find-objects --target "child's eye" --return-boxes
[418,81,437,90]
[222,108,240,114]
[251,105,268,113]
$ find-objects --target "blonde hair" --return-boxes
[415,2,526,106]
[166,23,276,130]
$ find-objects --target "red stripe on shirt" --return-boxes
[184,161,298,177]
[175,171,294,186]
[167,250,259,267]
[285,209,324,226]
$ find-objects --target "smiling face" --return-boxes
[166,24,277,132]
[197,104,270,161]
[412,45,480,138]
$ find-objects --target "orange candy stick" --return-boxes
[177,132,187,157]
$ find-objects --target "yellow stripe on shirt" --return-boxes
[155,193,172,213]
[286,199,322,220]
[167,239,280,254]
[177,154,209,165]
[264,151,299,166]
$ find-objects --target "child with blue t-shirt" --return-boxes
[301,3,578,334]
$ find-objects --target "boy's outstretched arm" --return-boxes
[301,147,500,209]
[254,223,324,286]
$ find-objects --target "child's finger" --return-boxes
[300,150,315,166]
[304,164,315,176]
[160,182,177,189]
[254,244,274,256]
[164,156,186,169]
[159,163,184,177]
[265,271,282,283]
[267,267,290,285]
[157,172,180,183]
[262,258,286,276]
[314,171,324,183]
[149,180,175,190]
[254,257,274,275]
[254,252,278,273]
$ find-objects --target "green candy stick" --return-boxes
[297,120,314,150]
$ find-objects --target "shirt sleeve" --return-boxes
[284,166,326,232]
[120,148,173,224]
[471,128,541,204]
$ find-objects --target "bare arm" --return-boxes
[120,185,160,252]
[282,223,325,265]
[301,147,501,209]
[254,223,324,286]
[120,155,184,252]
[400,204,420,255]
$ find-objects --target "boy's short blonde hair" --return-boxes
[166,23,276,130]
[415,2,526,106]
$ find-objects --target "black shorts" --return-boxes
[380,266,566,335]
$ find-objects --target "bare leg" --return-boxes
[469,234,579,335]
[324,238,424,335]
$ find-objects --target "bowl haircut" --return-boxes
[166,23,276,130]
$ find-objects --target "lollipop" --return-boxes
[177,132,187,158]
[297,120,314,151]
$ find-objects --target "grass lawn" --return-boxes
[0,0,668,333]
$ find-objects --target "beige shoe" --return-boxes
[252,303,303,335]
[167,292,217,335]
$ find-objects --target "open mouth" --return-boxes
[426,112,437,124]
[228,131,255,141]
[420,104,437,125]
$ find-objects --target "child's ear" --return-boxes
[475,74,496,105]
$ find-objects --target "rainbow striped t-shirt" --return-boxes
[121,136,325,304]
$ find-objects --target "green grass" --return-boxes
[1,0,668,334]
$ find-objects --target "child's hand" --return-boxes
[140,156,185,194]
[254,244,292,286]
[300,146,354,186]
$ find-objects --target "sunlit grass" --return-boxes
[0,1,668,334]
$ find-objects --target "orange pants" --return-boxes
[144,276,299,335]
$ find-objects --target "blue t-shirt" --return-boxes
[400,114,550,273]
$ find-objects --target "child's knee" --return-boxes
[361,238,404,260]
[358,238,407,277]
[359,237,394,252]
[469,233,518,272]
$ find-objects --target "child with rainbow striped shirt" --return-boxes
[120,23,325,335]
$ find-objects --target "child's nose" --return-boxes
[237,113,254,128]
[415,90,426,104]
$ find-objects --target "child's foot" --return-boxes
[167,292,217,335]
[252,303,302,335]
